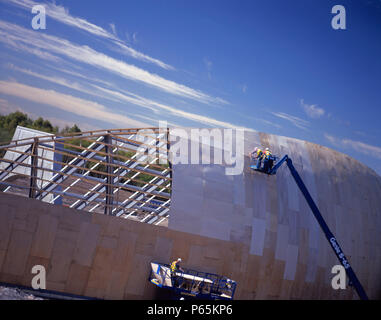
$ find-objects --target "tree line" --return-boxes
[0,111,81,144]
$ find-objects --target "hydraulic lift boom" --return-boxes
[268,155,368,300]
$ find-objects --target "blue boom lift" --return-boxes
[251,154,368,300]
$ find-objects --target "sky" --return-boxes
[0,0,381,175]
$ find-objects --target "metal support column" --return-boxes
[104,134,113,215]
[167,127,172,182]
[29,138,39,199]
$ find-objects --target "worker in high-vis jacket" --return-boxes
[250,147,263,169]
[171,258,184,273]
[263,148,273,173]
[170,258,184,288]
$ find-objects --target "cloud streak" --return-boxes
[0,81,147,128]
[300,99,325,118]
[7,64,122,103]
[92,85,251,129]
[7,0,174,70]
[0,20,227,106]
[270,111,309,130]
[324,133,381,160]
[0,78,249,130]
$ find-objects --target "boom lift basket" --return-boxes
[149,262,237,300]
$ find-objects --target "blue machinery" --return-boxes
[149,262,237,300]
[252,154,369,300]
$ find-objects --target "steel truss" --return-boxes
[0,128,172,226]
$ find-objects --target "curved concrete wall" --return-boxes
[0,129,380,299]
[168,129,381,299]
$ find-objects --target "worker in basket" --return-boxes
[170,258,184,288]
[250,147,263,170]
[262,148,274,173]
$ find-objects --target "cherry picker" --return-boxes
[251,154,369,300]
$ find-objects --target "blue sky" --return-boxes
[0,0,381,175]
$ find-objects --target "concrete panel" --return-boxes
[250,218,266,256]
[2,229,33,276]
[0,206,14,251]
[200,217,231,241]
[284,245,299,281]
[30,214,59,259]
[72,222,100,267]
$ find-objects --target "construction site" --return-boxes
[0,126,380,300]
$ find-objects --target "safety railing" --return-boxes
[150,262,237,300]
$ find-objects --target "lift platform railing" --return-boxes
[149,262,237,300]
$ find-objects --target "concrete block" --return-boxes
[200,217,231,241]
[49,236,77,283]
[275,224,289,261]
[65,263,91,295]
[112,229,138,273]
[124,254,151,297]
[72,222,100,267]
[0,249,6,272]
[2,229,33,276]
[284,245,299,281]
[104,270,130,300]
[0,208,15,251]
[249,218,266,256]
[30,214,59,259]
[153,237,173,262]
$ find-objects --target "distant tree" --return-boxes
[60,124,81,135]
[68,124,81,133]
[0,112,81,146]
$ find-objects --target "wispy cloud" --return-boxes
[0,78,248,130]
[132,32,138,43]
[270,111,309,130]
[0,81,147,128]
[6,0,174,70]
[300,99,325,118]
[324,133,337,145]
[324,133,381,160]
[257,118,282,129]
[0,97,19,114]
[0,21,228,106]
[1,38,62,63]
[7,64,122,103]
[92,85,252,129]
[203,57,212,80]
[109,23,117,36]
[47,65,114,88]
[242,84,247,93]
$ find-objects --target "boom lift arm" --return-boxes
[269,155,368,300]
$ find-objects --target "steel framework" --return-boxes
[0,127,172,226]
